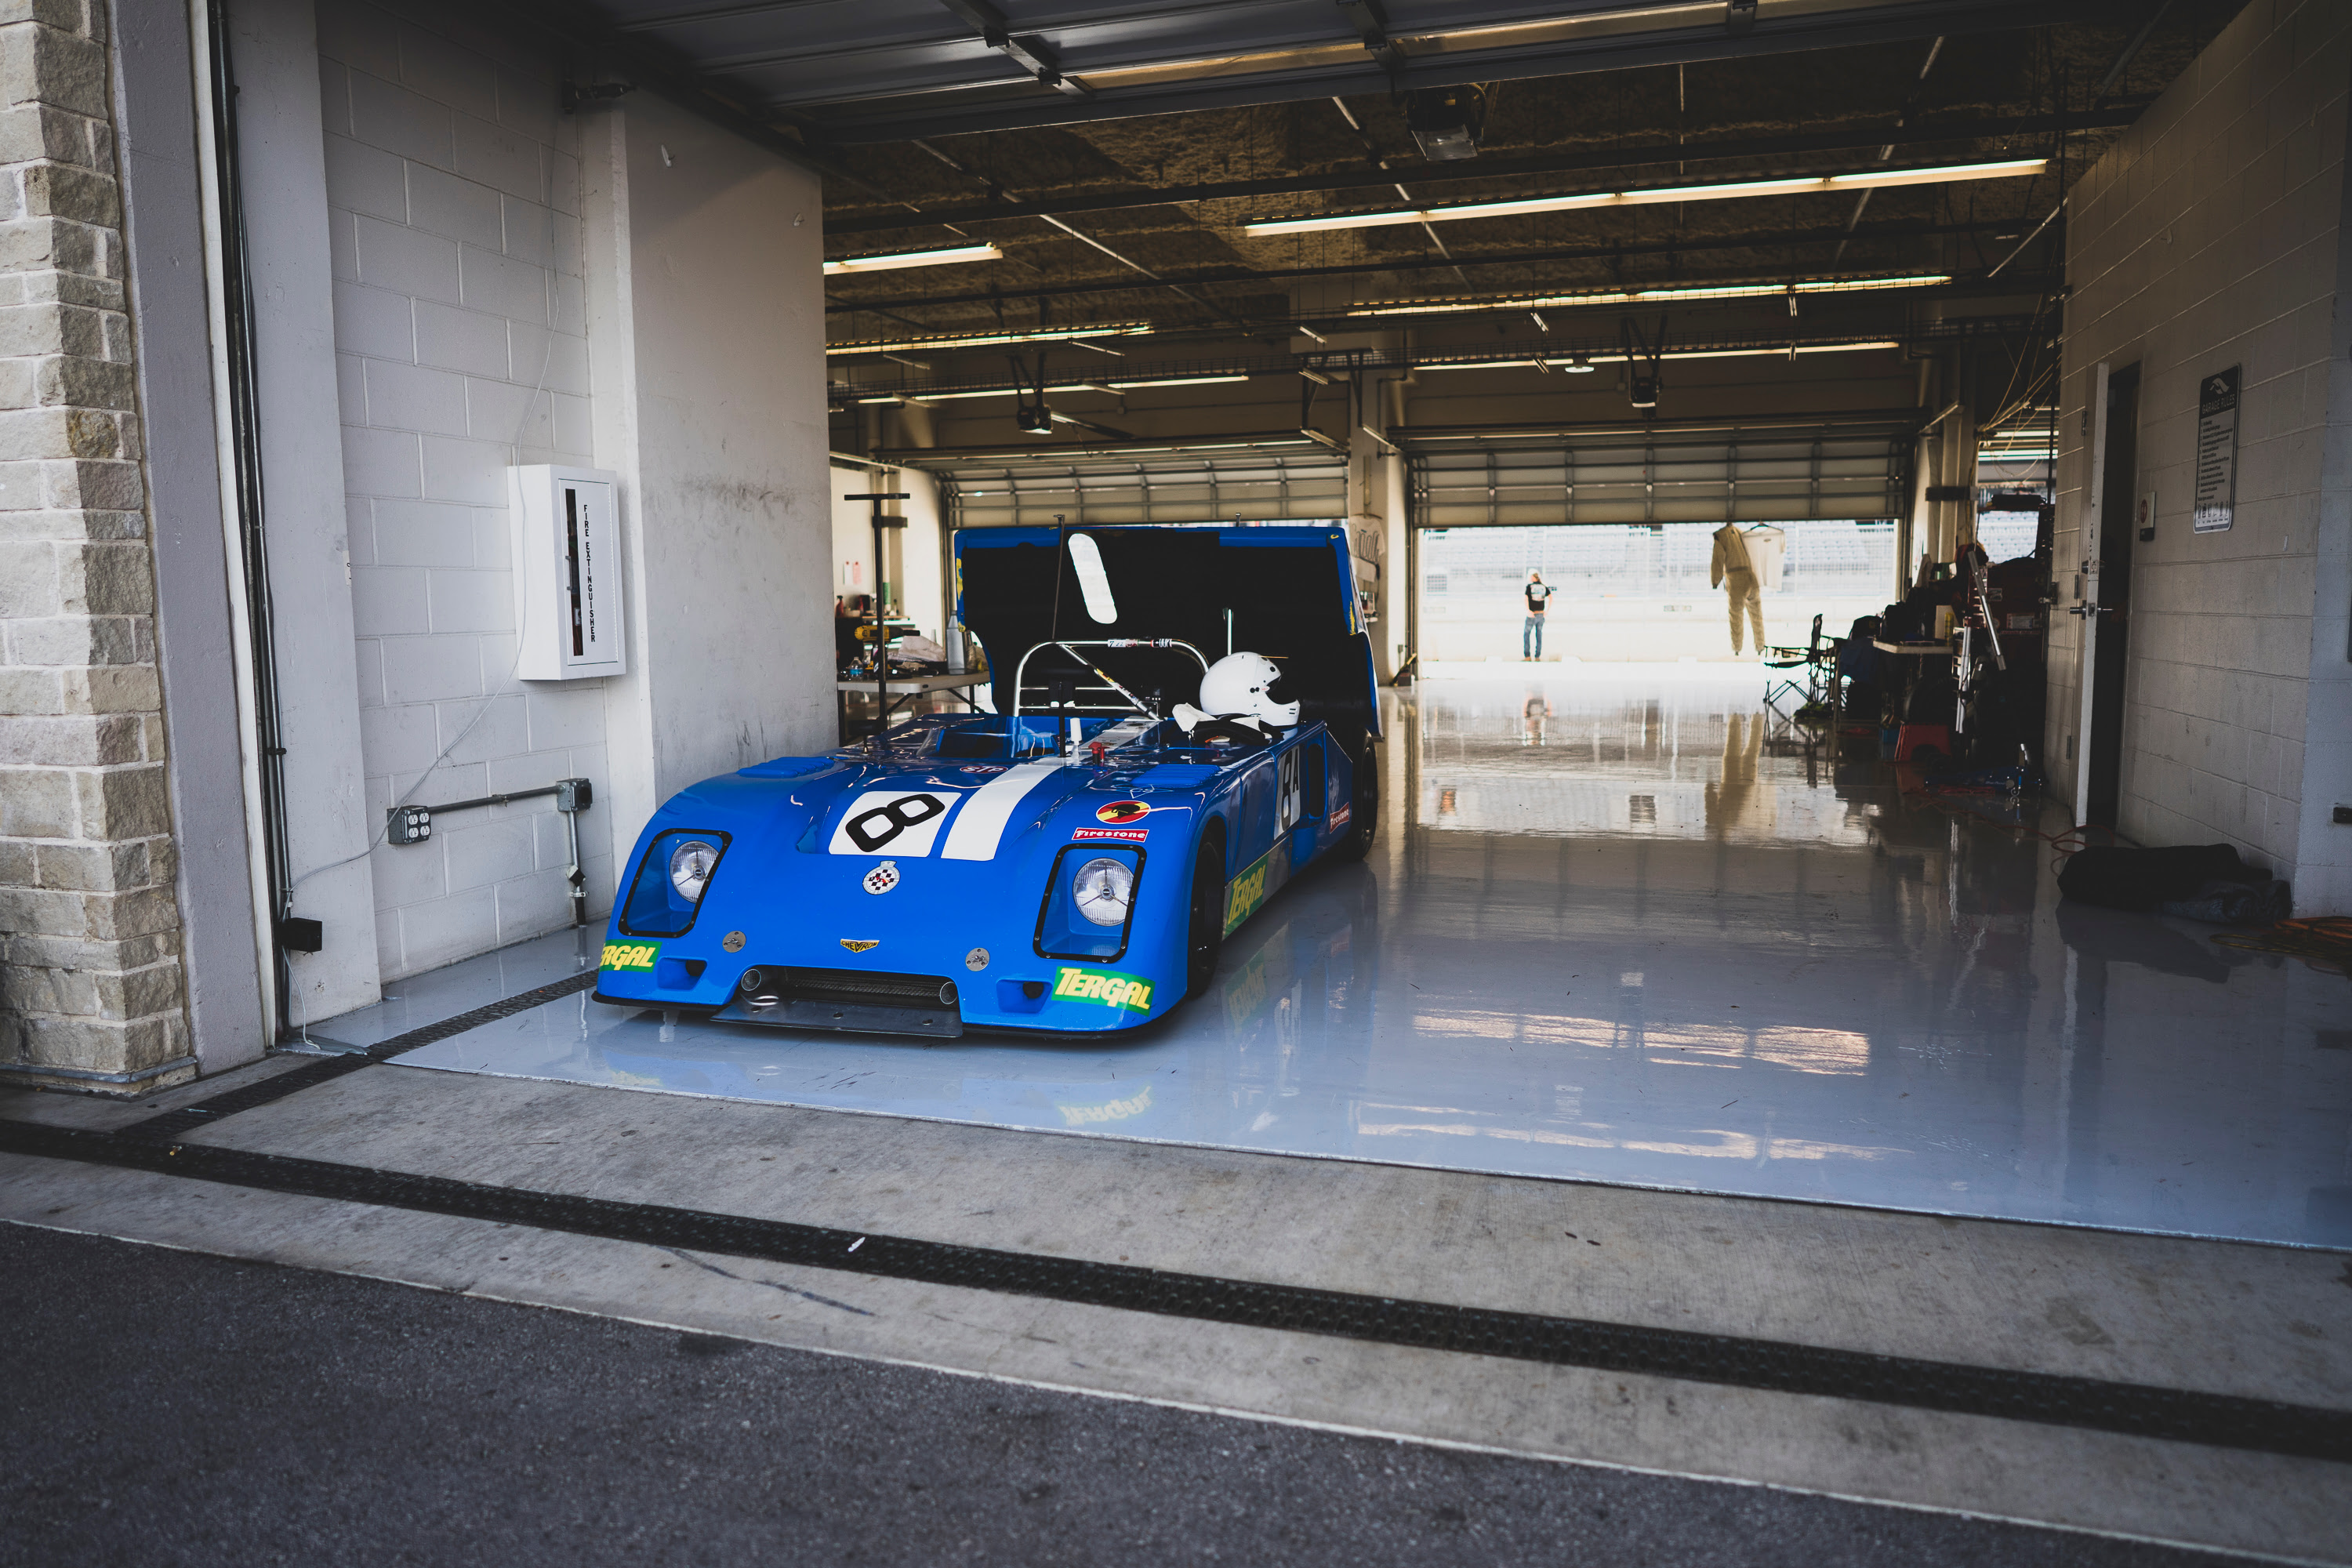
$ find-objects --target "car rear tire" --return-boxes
[1334,731,1379,862]
[1185,833,1225,1000]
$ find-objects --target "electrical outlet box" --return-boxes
[387,804,433,845]
[510,466,625,681]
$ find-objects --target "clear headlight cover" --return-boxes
[668,839,720,902]
[1073,856,1135,927]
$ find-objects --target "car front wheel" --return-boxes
[1185,834,1225,1000]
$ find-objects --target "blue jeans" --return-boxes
[1523,615,1544,658]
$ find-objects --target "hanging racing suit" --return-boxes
[1710,524,1766,654]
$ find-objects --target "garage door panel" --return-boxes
[939,452,1347,529]
[1411,428,1907,526]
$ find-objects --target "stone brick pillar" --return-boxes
[0,0,191,1092]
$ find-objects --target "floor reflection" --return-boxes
[364,665,2352,1248]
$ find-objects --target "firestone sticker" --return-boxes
[601,941,659,971]
[1072,826,1148,843]
[1052,966,1154,1012]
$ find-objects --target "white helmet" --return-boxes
[1197,652,1298,728]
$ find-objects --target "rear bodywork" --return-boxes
[593,524,1380,1036]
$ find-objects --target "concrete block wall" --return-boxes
[315,0,612,979]
[0,0,191,1088]
[2049,0,2352,908]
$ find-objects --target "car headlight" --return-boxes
[668,839,720,902]
[1073,856,1134,927]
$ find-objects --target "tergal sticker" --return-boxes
[1072,826,1148,843]
[1051,966,1155,1012]
[1332,803,1352,829]
[601,941,659,971]
[1222,848,1274,935]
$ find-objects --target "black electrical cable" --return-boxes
[207,0,296,1036]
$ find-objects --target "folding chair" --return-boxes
[1762,613,1825,721]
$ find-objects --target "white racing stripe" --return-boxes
[826,789,958,858]
[941,760,1066,861]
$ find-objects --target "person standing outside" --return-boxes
[1522,570,1556,660]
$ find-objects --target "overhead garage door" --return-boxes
[933,446,1348,529]
[1409,418,1914,527]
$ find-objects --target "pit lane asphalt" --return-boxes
[2,1224,2238,1568]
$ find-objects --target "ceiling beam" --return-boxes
[833,322,2044,401]
[807,0,2129,143]
[825,220,2058,314]
[826,107,2141,235]
[935,0,1095,100]
[475,0,956,209]
[1334,0,1403,74]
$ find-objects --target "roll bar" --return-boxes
[1009,639,1211,723]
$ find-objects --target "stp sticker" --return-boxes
[1094,800,1152,825]
[1331,803,1352,829]
[862,861,902,895]
[1072,826,1148,843]
[601,941,659,971]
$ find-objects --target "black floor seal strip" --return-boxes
[124,972,601,1142]
[3,1117,2345,1465]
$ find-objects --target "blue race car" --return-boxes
[593,523,1381,1036]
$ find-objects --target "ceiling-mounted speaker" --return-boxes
[1629,375,1659,409]
[1016,402,1053,434]
[1405,85,1488,162]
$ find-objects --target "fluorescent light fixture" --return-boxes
[1828,158,2047,187]
[1243,160,2045,238]
[826,323,1152,357]
[844,383,1111,401]
[1665,340,1899,361]
[1106,375,1253,389]
[1414,340,1899,371]
[823,243,1004,275]
[1346,274,1950,318]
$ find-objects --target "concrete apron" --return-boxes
[2,1061,2346,1564]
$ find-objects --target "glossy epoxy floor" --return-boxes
[321,665,2352,1248]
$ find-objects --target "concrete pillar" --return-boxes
[227,0,380,1022]
[1380,373,1410,675]
[114,0,267,1070]
[1947,403,1978,560]
[1348,373,1391,678]
[579,93,833,862]
[0,0,196,1091]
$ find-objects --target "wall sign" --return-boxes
[2193,365,2238,533]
